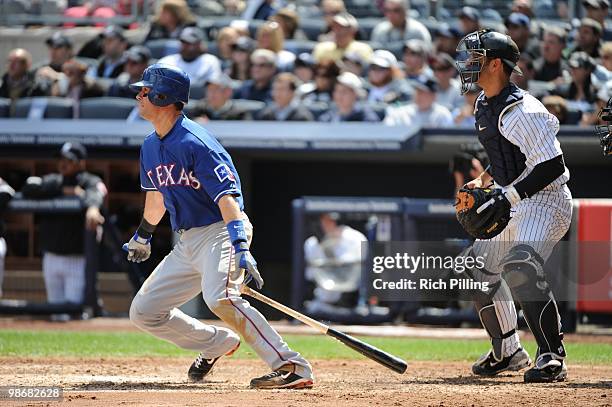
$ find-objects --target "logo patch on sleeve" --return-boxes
[214,164,236,182]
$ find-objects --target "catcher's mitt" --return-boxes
[455,188,511,240]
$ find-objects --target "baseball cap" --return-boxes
[332,12,358,29]
[580,17,603,35]
[125,45,151,64]
[410,75,438,93]
[180,27,205,44]
[60,142,87,161]
[583,0,610,9]
[295,52,315,68]
[46,32,73,49]
[336,71,365,98]
[403,39,428,55]
[457,6,480,21]
[436,23,463,38]
[232,36,255,52]
[101,25,126,41]
[370,50,397,69]
[206,73,233,88]
[342,50,368,66]
[568,51,596,69]
[505,12,530,27]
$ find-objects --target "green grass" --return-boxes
[0,330,610,365]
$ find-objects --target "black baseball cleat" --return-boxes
[188,341,240,382]
[524,353,567,383]
[250,365,314,389]
[472,347,531,376]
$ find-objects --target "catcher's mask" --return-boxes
[595,97,612,156]
[455,29,523,94]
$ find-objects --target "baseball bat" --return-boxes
[240,285,407,374]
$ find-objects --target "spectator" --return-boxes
[319,72,379,122]
[108,46,151,99]
[51,59,105,117]
[511,0,534,18]
[35,33,74,92]
[572,18,603,59]
[580,80,612,126]
[91,26,128,80]
[542,95,571,124]
[370,0,432,45]
[293,52,316,83]
[582,0,612,41]
[0,49,46,106]
[256,73,314,121]
[434,23,463,58]
[0,178,14,298]
[21,142,106,318]
[533,28,567,82]
[303,212,367,312]
[318,0,346,42]
[385,76,453,127]
[312,12,373,64]
[158,27,222,85]
[511,54,535,90]
[457,7,480,35]
[366,50,410,104]
[431,53,463,112]
[505,13,540,59]
[256,21,296,71]
[217,27,240,69]
[340,51,368,77]
[402,39,432,80]
[227,36,255,81]
[554,52,597,113]
[144,0,197,42]
[192,74,252,121]
[242,0,276,20]
[300,60,340,105]
[452,86,481,128]
[270,8,308,40]
[598,42,612,82]
[233,49,276,102]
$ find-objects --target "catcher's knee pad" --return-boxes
[500,244,549,295]
[501,245,565,357]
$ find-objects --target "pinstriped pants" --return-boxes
[129,219,313,378]
[469,185,572,353]
[42,252,86,304]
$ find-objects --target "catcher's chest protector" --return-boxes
[475,83,527,187]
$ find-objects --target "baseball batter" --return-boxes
[454,30,571,382]
[124,64,313,389]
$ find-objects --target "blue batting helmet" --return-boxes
[130,63,190,107]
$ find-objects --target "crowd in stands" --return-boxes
[2,0,612,127]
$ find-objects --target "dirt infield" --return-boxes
[0,357,610,407]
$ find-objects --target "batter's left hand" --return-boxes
[234,242,264,289]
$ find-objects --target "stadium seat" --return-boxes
[300,19,326,41]
[79,97,137,119]
[232,99,266,116]
[144,39,181,59]
[13,97,73,119]
[0,98,10,118]
[284,40,317,56]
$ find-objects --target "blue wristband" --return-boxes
[227,219,247,246]
[133,232,152,245]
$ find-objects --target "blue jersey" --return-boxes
[139,115,243,231]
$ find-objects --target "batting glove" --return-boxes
[227,219,264,289]
[123,232,151,263]
[234,241,264,289]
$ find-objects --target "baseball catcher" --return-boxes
[454,29,572,383]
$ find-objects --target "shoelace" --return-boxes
[258,370,285,380]
[193,353,215,369]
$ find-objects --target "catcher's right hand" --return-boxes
[123,233,151,263]
[455,188,511,240]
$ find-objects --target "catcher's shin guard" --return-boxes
[501,245,566,358]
